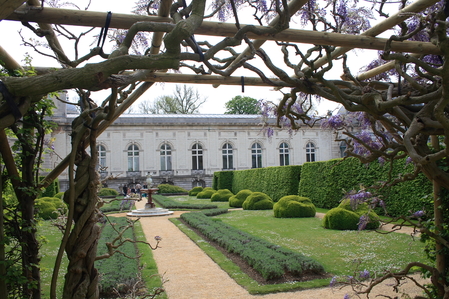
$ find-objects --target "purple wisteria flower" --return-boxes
[412,210,425,218]
[321,114,345,130]
[344,294,350,299]
[329,276,337,287]
[359,269,370,280]
[358,214,369,231]
[405,156,413,166]
[154,235,162,241]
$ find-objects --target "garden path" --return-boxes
[121,201,428,299]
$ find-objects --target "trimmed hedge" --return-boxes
[215,165,301,202]
[35,197,67,219]
[98,188,119,197]
[197,188,216,199]
[242,192,273,210]
[153,194,218,210]
[229,189,252,208]
[211,189,234,202]
[298,157,433,217]
[181,211,325,280]
[322,199,380,230]
[273,195,316,218]
[40,177,60,198]
[157,184,188,194]
[189,186,203,196]
[212,170,233,190]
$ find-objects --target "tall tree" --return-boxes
[139,85,206,114]
[224,95,260,114]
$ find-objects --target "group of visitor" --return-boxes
[121,183,147,196]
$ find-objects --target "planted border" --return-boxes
[180,212,325,280]
[153,194,218,209]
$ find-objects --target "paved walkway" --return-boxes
[126,201,427,299]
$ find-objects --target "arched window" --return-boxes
[192,143,203,170]
[306,142,316,162]
[222,143,233,170]
[279,142,290,166]
[160,143,172,171]
[97,145,106,169]
[251,143,262,168]
[127,144,139,171]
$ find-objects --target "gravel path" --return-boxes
[122,201,428,299]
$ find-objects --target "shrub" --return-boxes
[40,177,60,198]
[242,192,273,210]
[229,189,252,208]
[197,189,216,199]
[157,184,188,194]
[273,195,316,218]
[153,194,218,210]
[98,188,119,197]
[322,208,360,230]
[323,199,380,230]
[54,192,64,199]
[35,197,67,220]
[211,189,234,202]
[189,186,203,196]
[212,170,233,190]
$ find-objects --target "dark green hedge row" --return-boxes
[152,194,218,210]
[298,157,433,217]
[214,166,301,202]
[157,184,188,194]
[212,171,233,190]
[40,177,60,198]
[181,212,324,280]
[201,208,229,217]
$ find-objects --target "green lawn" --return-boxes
[215,210,427,276]
[39,220,67,299]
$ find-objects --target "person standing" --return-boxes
[122,184,128,196]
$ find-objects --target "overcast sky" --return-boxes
[0,0,388,115]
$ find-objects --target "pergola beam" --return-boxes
[144,72,295,87]
[6,6,440,55]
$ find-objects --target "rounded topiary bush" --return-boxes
[211,189,234,202]
[322,207,360,230]
[189,186,203,196]
[35,197,67,220]
[229,189,252,208]
[197,188,216,199]
[157,184,188,194]
[242,192,274,210]
[274,195,316,218]
[98,188,119,197]
[323,199,380,230]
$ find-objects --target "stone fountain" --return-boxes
[127,173,173,217]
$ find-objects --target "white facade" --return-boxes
[49,102,342,191]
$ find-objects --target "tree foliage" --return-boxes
[139,84,206,114]
[224,95,260,114]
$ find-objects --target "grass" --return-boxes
[167,195,230,209]
[39,216,165,299]
[170,218,329,294]
[172,208,427,294]
[215,210,427,276]
[39,220,67,299]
